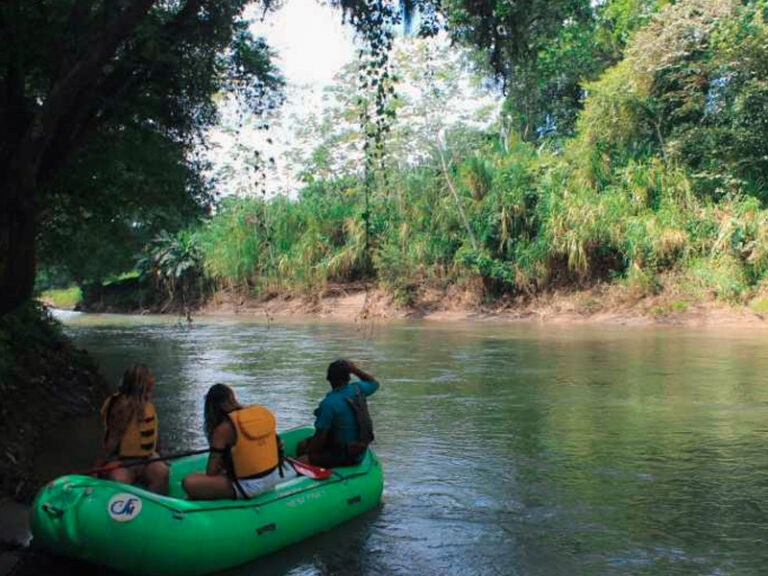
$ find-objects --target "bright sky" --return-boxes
[250,0,356,87]
[204,0,357,198]
[206,0,501,198]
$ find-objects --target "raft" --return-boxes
[30,426,383,576]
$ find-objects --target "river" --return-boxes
[28,313,768,574]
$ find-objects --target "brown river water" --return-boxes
[7,312,768,575]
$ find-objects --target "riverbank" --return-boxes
[39,276,201,316]
[0,304,106,503]
[199,281,768,329]
[0,305,106,575]
[44,273,768,329]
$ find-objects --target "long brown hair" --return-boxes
[204,384,242,442]
[119,364,155,422]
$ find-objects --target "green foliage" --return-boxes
[140,230,203,282]
[685,256,750,302]
[0,0,284,305]
[0,302,64,359]
[17,0,767,311]
[748,298,768,314]
[194,109,768,308]
[137,229,204,301]
[444,0,597,139]
[577,0,768,201]
[196,182,372,292]
[38,125,211,284]
[442,0,663,140]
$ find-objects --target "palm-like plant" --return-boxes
[138,230,203,302]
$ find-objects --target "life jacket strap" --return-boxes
[233,478,250,500]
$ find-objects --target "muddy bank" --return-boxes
[40,276,205,315]
[57,273,768,329]
[199,282,768,328]
[0,304,106,503]
[77,277,197,315]
[0,304,106,576]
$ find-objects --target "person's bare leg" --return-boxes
[182,473,235,500]
[107,466,136,485]
[143,461,170,495]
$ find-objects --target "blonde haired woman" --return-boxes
[99,364,169,494]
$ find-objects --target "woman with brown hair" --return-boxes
[183,384,287,500]
[98,364,169,494]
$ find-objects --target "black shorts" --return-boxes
[307,445,364,468]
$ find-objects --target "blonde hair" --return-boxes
[119,364,155,422]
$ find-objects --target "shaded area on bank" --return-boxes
[0,304,105,502]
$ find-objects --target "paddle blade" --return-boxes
[287,457,334,480]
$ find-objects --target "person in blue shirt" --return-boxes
[297,359,379,468]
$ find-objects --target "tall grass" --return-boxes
[190,131,768,306]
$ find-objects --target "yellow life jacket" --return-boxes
[228,405,278,479]
[101,394,158,458]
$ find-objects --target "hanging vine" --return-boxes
[332,0,441,265]
[329,1,440,329]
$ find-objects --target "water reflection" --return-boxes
[53,315,768,575]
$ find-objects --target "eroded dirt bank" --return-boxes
[199,283,768,329]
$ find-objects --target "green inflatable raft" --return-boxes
[30,426,384,576]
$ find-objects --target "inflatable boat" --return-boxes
[30,426,383,575]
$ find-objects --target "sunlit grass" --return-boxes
[40,286,82,309]
[749,298,768,314]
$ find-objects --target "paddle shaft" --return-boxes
[85,450,337,481]
[83,448,211,476]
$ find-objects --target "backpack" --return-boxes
[345,385,375,449]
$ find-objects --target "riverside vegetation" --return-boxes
[0,304,105,500]
[29,1,768,320]
[169,1,768,318]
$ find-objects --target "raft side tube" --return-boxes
[30,426,384,576]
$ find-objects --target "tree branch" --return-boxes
[56,0,96,79]
[6,0,155,201]
[39,0,208,184]
[0,0,27,160]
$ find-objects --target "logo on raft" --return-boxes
[107,493,143,522]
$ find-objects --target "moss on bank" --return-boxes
[0,303,106,501]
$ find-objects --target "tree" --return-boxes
[286,35,499,178]
[37,122,211,285]
[438,0,664,140]
[577,0,768,200]
[0,0,282,314]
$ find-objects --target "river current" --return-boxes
[37,313,768,574]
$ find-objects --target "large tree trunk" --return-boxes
[0,189,36,315]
